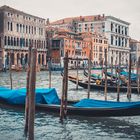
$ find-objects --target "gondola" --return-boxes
[69,77,139,93]
[1,87,140,117]
[84,70,116,85]
[84,70,102,80]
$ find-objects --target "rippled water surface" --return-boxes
[0,70,140,140]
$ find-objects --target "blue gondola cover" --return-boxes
[0,87,60,105]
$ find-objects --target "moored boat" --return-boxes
[69,77,139,93]
[1,87,140,117]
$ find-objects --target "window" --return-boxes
[111,23,113,31]
[118,25,120,34]
[8,36,10,45]
[26,39,28,47]
[20,24,22,33]
[10,22,13,31]
[17,24,19,32]
[29,26,30,34]
[111,35,113,45]
[34,27,36,34]
[4,36,7,45]
[8,22,10,31]
[23,25,25,33]
[17,38,19,46]
[11,37,13,46]
[26,25,28,33]
[118,37,121,46]
[125,27,127,35]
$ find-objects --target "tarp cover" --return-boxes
[0,87,60,105]
[0,87,11,91]
[74,99,140,108]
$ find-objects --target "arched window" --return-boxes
[26,39,28,47]
[11,22,13,31]
[11,37,13,46]
[44,41,45,48]
[42,54,44,65]
[17,24,19,32]
[34,27,36,34]
[35,40,36,48]
[20,38,22,47]
[26,25,28,33]
[8,36,10,45]
[29,26,30,34]
[32,39,33,46]
[42,41,43,48]
[23,25,25,33]
[14,37,16,46]
[8,22,10,31]
[20,24,22,33]
[23,38,25,47]
[38,54,41,64]
[4,36,7,45]
[29,39,31,47]
[32,26,33,34]
[17,38,19,46]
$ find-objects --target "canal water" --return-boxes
[0,70,140,140]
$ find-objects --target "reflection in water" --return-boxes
[0,71,140,140]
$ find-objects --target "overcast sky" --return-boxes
[0,0,140,40]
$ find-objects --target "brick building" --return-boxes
[50,14,130,65]
[46,27,108,68]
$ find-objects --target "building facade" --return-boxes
[130,39,140,65]
[46,28,108,68]
[0,5,47,70]
[50,15,130,65]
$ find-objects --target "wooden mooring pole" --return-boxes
[28,48,37,140]
[127,53,132,100]
[117,52,121,102]
[48,57,52,88]
[24,45,32,136]
[115,60,117,88]
[104,49,107,100]
[87,51,92,99]
[111,56,113,82]
[60,52,68,121]
[76,57,79,90]
[137,57,140,94]
[9,51,13,89]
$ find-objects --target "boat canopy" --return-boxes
[74,99,140,108]
[0,88,60,105]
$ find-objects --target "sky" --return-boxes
[0,0,140,40]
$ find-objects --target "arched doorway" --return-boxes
[25,54,28,64]
[17,53,20,65]
[38,54,41,64]
[20,53,24,65]
[42,54,44,65]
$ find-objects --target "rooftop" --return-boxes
[0,5,45,20]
